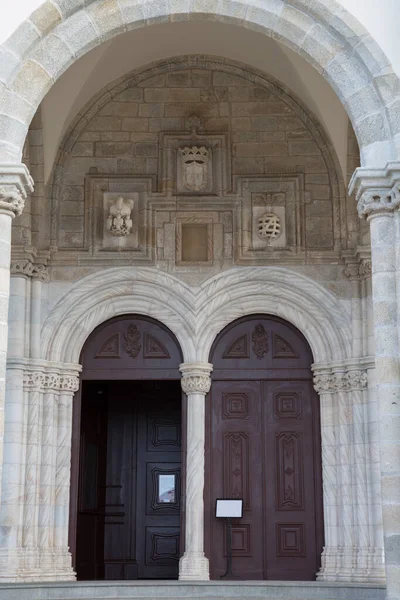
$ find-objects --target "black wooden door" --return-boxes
[76,380,181,580]
[135,388,181,578]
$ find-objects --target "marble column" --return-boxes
[350,163,400,599]
[0,165,33,496]
[179,362,213,581]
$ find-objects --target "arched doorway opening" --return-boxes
[69,315,184,581]
[206,314,324,580]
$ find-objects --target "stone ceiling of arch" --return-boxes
[51,56,352,269]
[41,21,349,182]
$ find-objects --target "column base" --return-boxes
[179,552,210,580]
[0,547,76,582]
[317,546,385,583]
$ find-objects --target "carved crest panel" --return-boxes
[123,324,141,358]
[178,146,210,192]
[252,324,268,359]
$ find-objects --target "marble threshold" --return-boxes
[0,580,386,600]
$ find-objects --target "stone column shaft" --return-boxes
[0,165,33,501]
[350,163,400,599]
[179,362,212,581]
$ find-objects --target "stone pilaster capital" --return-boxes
[349,162,400,218]
[343,247,372,280]
[312,361,368,393]
[180,362,213,395]
[7,358,81,393]
[0,163,34,218]
[10,260,49,281]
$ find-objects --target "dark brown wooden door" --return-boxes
[73,316,184,580]
[76,381,181,580]
[206,315,323,581]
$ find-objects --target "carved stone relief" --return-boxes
[103,192,139,250]
[106,196,134,236]
[178,146,211,193]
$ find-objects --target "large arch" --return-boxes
[40,266,352,366]
[0,0,399,166]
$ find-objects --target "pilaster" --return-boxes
[0,358,80,582]
[313,360,385,584]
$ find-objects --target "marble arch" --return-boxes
[41,266,352,366]
[0,0,399,166]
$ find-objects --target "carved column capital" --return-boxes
[349,162,400,218]
[0,164,33,218]
[180,362,213,395]
[312,363,369,393]
[343,247,372,280]
[10,260,49,281]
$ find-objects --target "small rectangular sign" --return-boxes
[215,498,243,518]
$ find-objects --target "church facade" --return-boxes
[0,2,399,600]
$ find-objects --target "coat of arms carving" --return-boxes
[179,146,209,192]
[124,324,141,358]
[106,196,134,236]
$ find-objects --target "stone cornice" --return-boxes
[349,162,400,218]
[0,164,34,218]
[180,362,213,395]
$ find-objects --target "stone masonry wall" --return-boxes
[54,58,345,258]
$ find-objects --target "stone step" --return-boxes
[0,581,386,600]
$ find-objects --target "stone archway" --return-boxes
[0,0,398,166]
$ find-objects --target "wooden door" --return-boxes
[76,380,181,580]
[73,316,184,580]
[206,315,323,580]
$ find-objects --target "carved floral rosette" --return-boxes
[180,362,213,395]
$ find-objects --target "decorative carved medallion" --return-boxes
[106,196,134,236]
[124,324,141,358]
[179,146,209,192]
[257,212,282,242]
[252,324,268,359]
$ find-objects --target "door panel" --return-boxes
[206,316,323,581]
[136,394,181,578]
[208,380,264,579]
[263,380,319,580]
[76,380,181,580]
